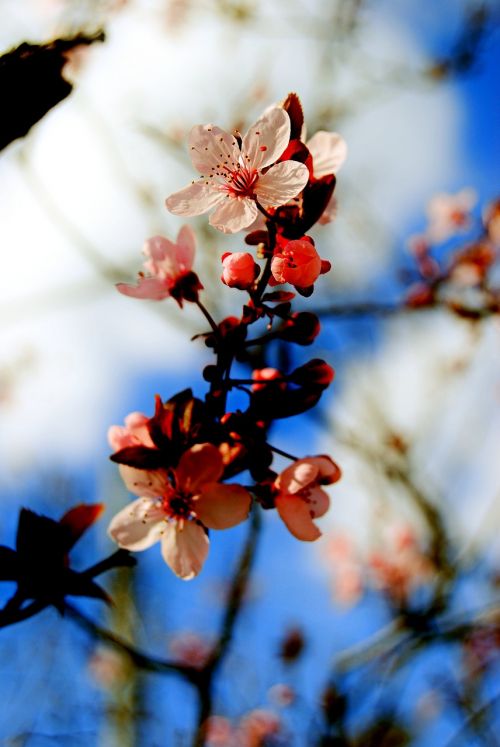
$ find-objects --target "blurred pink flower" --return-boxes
[116,225,198,303]
[426,188,477,243]
[274,456,341,541]
[238,709,281,747]
[268,683,296,707]
[323,535,364,607]
[205,716,234,746]
[88,647,128,689]
[221,252,258,289]
[108,411,155,452]
[169,632,212,668]
[165,108,309,233]
[108,443,251,579]
[368,523,433,603]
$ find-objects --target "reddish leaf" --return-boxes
[59,504,104,548]
[282,93,304,139]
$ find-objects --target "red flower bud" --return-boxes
[279,312,321,345]
[290,359,334,388]
[221,252,259,290]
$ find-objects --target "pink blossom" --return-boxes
[268,683,296,707]
[306,130,347,225]
[165,108,309,234]
[368,523,433,603]
[306,131,348,179]
[116,225,198,303]
[169,632,212,668]
[270,238,330,289]
[274,456,341,541]
[221,252,258,289]
[238,709,281,747]
[108,411,155,453]
[322,535,363,607]
[108,443,251,579]
[205,716,234,746]
[426,188,477,243]
[206,710,282,747]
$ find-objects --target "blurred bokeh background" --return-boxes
[0,0,499,745]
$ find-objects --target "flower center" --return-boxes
[224,167,259,199]
[163,490,194,521]
[450,209,467,226]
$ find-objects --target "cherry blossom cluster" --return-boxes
[108,93,345,579]
[406,191,500,318]
[323,524,434,608]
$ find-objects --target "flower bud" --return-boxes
[271,238,322,289]
[221,252,259,290]
[252,368,285,391]
[289,359,334,388]
[278,312,321,345]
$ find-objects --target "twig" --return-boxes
[64,602,200,683]
[191,505,262,747]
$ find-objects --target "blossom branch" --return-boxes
[191,505,262,747]
[64,602,202,683]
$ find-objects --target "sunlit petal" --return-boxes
[255,161,309,209]
[275,495,321,541]
[209,197,258,233]
[307,131,347,177]
[108,497,165,551]
[166,181,222,216]
[161,522,209,580]
[176,443,223,493]
[195,483,251,529]
[242,107,290,170]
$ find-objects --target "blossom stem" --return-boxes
[0,599,48,628]
[195,299,219,336]
[64,602,202,682]
[268,443,299,461]
[191,505,262,747]
[244,331,278,347]
[255,200,275,222]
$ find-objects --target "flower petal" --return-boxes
[119,464,170,499]
[116,277,170,301]
[161,521,209,580]
[209,196,258,234]
[108,412,153,451]
[255,161,309,209]
[175,225,196,271]
[176,443,223,495]
[124,412,155,448]
[144,235,177,263]
[307,486,330,518]
[306,455,342,484]
[275,494,321,541]
[188,125,240,175]
[276,460,319,495]
[166,181,222,217]
[242,107,290,170]
[307,131,347,177]
[108,497,165,551]
[195,483,251,529]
